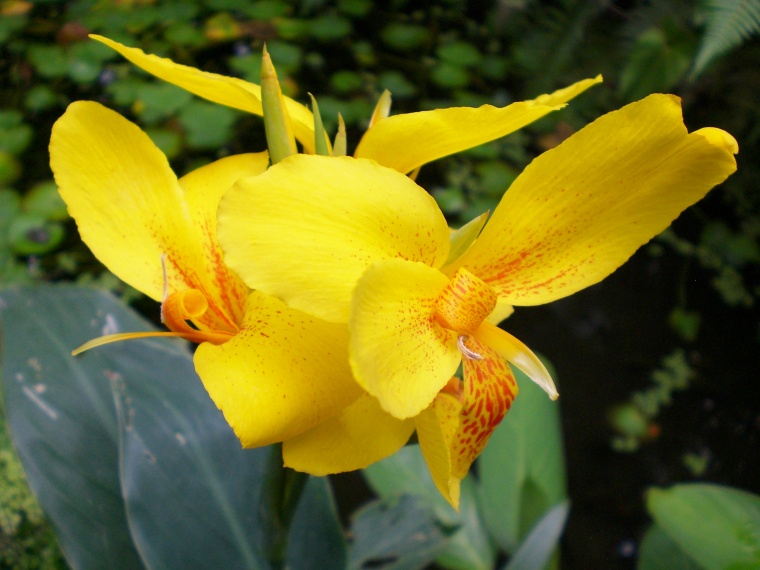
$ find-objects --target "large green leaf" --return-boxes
[348,495,447,570]
[0,285,144,570]
[503,502,569,570]
[637,523,701,570]
[646,483,760,570]
[1,285,347,569]
[477,365,567,554]
[363,445,495,570]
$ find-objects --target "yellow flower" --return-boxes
[214,95,738,506]
[90,34,601,172]
[48,101,418,466]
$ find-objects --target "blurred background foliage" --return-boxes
[0,0,758,567]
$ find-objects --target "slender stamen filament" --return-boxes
[457,335,483,360]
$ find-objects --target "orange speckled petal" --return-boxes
[91,35,320,153]
[177,152,268,329]
[349,259,461,419]
[355,76,602,173]
[454,336,518,478]
[194,291,362,448]
[283,393,415,475]
[448,94,738,306]
[219,155,450,323]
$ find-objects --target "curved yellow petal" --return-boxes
[177,152,269,328]
[474,321,557,400]
[283,393,415,475]
[486,298,514,325]
[51,102,216,315]
[91,35,319,153]
[354,76,602,173]
[415,391,463,509]
[194,291,362,448]
[219,155,450,323]
[349,259,460,419]
[450,94,738,306]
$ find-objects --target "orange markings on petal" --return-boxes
[452,336,518,478]
[435,268,497,334]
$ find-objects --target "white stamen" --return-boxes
[458,335,483,360]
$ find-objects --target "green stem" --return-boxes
[263,443,309,569]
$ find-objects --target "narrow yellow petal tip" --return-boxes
[333,113,347,157]
[694,127,739,155]
[369,89,392,128]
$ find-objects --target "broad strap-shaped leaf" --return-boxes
[646,483,760,570]
[0,286,146,570]
[477,364,567,553]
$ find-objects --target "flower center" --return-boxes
[434,267,497,339]
[162,289,235,345]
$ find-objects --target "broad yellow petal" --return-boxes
[194,291,362,448]
[49,102,215,328]
[450,94,738,306]
[283,393,415,475]
[177,152,269,329]
[415,391,463,509]
[91,35,319,153]
[349,259,460,419]
[354,76,602,173]
[219,155,450,323]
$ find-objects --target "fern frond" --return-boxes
[692,0,760,78]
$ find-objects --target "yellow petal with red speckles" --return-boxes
[448,94,738,306]
[91,35,323,153]
[219,155,451,323]
[434,268,497,334]
[455,336,518,478]
[415,391,463,510]
[349,259,460,419]
[283,393,415,475]
[354,76,602,174]
[177,152,269,330]
[194,291,362,448]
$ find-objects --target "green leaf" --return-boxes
[381,23,430,51]
[348,495,447,570]
[646,483,760,570]
[178,101,238,149]
[430,62,469,89]
[363,446,495,570]
[7,215,64,256]
[0,286,145,569]
[22,181,68,222]
[692,0,760,77]
[618,26,694,102]
[437,41,481,67]
[503,502,569,570]
[308,15,352,41]
[477,364,566,553]
[1,285,348,569]
[637,524,702,570]
[287,477,347,569]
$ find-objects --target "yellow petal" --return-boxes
[449,94,738,306]
[194,291,362,448]
[349,259,460,419]
[177,152,269,329]
[486,298,514,325]
[474,322,557,400]
[354,76,602,173]
[90,35,319,153]
[444,211,489,266]
[218,155,450,323]
[415,391,464,509]
[283,393,415,475]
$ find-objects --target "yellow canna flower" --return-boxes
[90,35,601,172]
[49,101,418,467]
[215,94,738,507]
